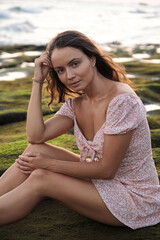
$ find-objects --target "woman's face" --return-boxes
[51,47,96,91]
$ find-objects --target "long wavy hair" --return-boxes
[46,30,130,107]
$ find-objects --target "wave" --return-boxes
[0,11,9,19]
[130,9,147,14]
[2,21,36,33]
[9,6,41,14]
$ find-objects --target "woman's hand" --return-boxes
[15,152,51,174]
[33,52,52,82]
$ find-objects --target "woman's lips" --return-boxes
[70,80,81,88]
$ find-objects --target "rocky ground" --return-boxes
[0,43,160,239]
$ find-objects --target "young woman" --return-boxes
[0,30,160,229]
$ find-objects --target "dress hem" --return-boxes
[92,179,160,230]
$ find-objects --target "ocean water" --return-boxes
[0,0,160,46]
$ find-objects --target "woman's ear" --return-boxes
[90,56,96,67]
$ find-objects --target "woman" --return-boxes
[0,30,160,229]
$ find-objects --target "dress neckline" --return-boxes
[74,116,106,142]
[73,92,139,142]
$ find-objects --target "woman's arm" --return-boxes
[27,52,51,143]
[26,81,44,143]
[27,52,73,143]
[46,130,133,179]
[17,130,133,179]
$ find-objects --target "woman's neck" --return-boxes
[83,72,115,101]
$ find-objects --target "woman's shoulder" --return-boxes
[111,82,135,96]
[107,84,146,120]
[109,82,137,103]
[104,85,146,134]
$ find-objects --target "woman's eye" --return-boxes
[72,62,79,67]
[57,69,64,74]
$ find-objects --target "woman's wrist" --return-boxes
[32,78,44,84]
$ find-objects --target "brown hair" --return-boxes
[46,30,130,107]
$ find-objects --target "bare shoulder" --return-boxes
[111,82,136,98]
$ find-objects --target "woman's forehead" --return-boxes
[51,47,83,66]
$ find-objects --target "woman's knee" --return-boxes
[23,143,44,154]
[29,168,48,181]
[28,169,58,188]
[27,169,49,193]
[28,169,66,197]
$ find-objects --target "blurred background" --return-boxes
[0,1,160,238]
[0,0,160,169]
[0,0,160,46]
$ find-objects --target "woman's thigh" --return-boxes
[2,142,80,179]
[35,169,124,227]
[0,143,80,195]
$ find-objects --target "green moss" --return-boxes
[132,44,160,56]
[147,116,160,129]
[149,54,160,59]
[0,114,78,170]
[0,78,60,124]
[151,129,160,148]
[153,148,160,164]
[0,44,160,239]
[0,44,45,53]
[0,117,159,173]
[112,48,130,57]
[0,198,160,240]
[124,61,160,77]
[1,44,160,125]
[153,148,160,178]
[131,76,160,102]
[137,87,160,103]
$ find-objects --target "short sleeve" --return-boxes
[55,98,74,120]
[104,93,146,135]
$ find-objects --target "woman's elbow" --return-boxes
[102,173,115,180]
[27,136,44,144]
[100,168,116,180]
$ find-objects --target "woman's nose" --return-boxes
[66,68,75,79]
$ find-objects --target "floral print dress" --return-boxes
[55,93,160,229]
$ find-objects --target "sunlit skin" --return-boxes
[51,47,122,98]
[51,47,134,141]
[0,47,135,227]
[51,47,97,92]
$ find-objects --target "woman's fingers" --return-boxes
[15,152,43,174]
[16,164,30,171]
[16,159,28,167]
[35,52,52,68]
[33,52,52,81]
[15,152,46,172]
[19,169,32,175]
[16,158,33,174]
[16,152,38,167]
[25,152,37,157]
[18,155,29,161]
[16,155,32,167]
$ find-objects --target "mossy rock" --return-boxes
[151,129,160,148]
[0,44,45,53]
[0,77,61,125]
[112,48,131,57]
[0,111,27,125]
[147,116,160,129]
[0,120,160,239]
[0,199,160,240]
[124,61,160,77]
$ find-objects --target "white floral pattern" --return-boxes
[55,93,160,230]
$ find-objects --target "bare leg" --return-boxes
[0,143,80,196]
[0,169,125,227]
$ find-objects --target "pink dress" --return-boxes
[55,93,160,230]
